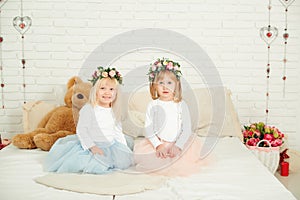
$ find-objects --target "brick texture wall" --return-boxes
[0,0,299,150]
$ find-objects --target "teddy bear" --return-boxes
[12,76,92,151]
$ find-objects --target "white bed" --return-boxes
[0,136,296,200]
[0,87,297,199]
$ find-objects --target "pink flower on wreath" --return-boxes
[166,62,173,70]
[149,73,155,79]
[109,70,116,77]
[102,71,108,77]
[92,71,98,78]
[151,65,157,71]
[173,64,179,71]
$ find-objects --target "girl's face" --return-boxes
[156,75,176,101]
[96,79,117,107]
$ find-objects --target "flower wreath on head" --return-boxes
[147,58,182,83]
[89,66,123,86]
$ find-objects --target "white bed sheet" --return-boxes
[0,137,296,200]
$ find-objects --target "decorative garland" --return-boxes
[12,0,32,104]
[0,0,8,109]
[259,0,278,125]
[279,0,295,97]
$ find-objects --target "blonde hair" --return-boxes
[89,77,123,122]
[149,70,182,103]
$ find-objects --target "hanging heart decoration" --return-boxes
[13,16,32,35]
[0,0,8,9]
[278,0,295,8]
[259,26,278,45]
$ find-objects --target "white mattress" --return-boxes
[0,137,296,200]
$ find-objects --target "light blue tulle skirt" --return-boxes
[44,135,133,174]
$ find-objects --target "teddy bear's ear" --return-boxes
[67,76,83,89]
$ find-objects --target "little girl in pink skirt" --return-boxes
[134,58,205,177]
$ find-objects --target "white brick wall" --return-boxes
[0,0,299,150]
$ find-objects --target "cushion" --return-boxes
[122,87,242,140]
[23,101,57,132]
[121,91,151,137]
[187,87,242,140]
[22,87,242,140]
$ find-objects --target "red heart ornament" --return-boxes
[278,0,295,8]
[13,16,32,35]
[260,26,278,45]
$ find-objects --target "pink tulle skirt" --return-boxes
[134,135,206,177]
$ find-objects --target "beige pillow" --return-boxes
[122,87,242,140]
[23,101,57,132]
[186,87,242,140]
[122,91,151,137]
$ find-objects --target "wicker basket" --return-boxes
[247,139,280,174]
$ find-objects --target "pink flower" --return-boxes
[271,139,282,147]
[174,65,179,70]
[102,71,108,77]
[152,65,157,71]
[279,132,284,138]
[166,62,173,70]
[150,73,155,78]
[248,131,253,137]
[254,130,261,137]
[247,138,259,146]
[242,130,248,138]
[109,70,116,77]
[92,71,98,78]
[264,134,274,142]
[116,71,122,77]
[243,130,253,138]
[243,122,284,148]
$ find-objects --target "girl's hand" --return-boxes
[156,142,174,158]
[89,146,104,155]
[169,145,182,158]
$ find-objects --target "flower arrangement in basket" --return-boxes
[242,122,285,174]
[243,122,285,147]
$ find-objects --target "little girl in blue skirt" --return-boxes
[44,67,133,174]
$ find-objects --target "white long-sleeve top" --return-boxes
[76,103,127,150]
[145,99,192,150]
